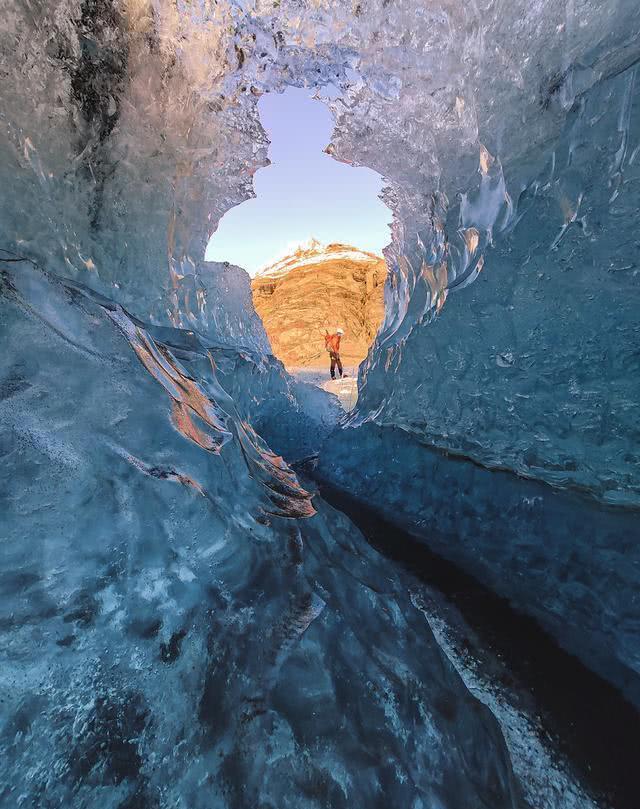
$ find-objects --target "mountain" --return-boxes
[251,241,387,369]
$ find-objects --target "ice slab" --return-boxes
[0,259,520,808]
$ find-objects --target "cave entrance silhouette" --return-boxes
[206,86,391,408]
[205,86,390,276]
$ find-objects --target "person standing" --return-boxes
[324,328,344,379]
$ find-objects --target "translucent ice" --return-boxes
[0,260,519,807]
[318,23,640,703]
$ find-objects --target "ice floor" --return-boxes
[290,366,360,412]
[1,262,521,809]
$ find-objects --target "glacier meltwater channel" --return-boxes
[1,1,640,808]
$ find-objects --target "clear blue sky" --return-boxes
[205,87,391,275]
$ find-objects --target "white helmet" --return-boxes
[337,327,344,335]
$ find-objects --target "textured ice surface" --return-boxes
[0,260,519,807]
[207,345,344,462]
[318,35,640,701]
[1,0,638,499]
[171,260,271,354]
[2,0,638,499]
[355,62,640,506]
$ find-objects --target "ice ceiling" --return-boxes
[2,0,640,804]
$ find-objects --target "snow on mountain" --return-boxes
[256,239,383,279]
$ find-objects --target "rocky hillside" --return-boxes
[251,240,387,369]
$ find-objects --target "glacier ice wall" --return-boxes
[0,259,520,807]
[2,0,638,497]
[320,31,640,701]
[3,0,639,331]
[209,344,344,462]
[172,260,271,354]
[0,0,269,324]
[317,422,640,706]
[354,62,640,506]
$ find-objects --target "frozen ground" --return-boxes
[290,366,360,412]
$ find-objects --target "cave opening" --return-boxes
[205,85,392,409]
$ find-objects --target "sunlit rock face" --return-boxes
[252,241,386,368]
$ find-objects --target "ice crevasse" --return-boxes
[1,0,639,806]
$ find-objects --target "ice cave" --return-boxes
[1,1,639,808]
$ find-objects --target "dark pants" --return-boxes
[330,351,343,379]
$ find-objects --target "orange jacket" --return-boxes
[325,332,341,353]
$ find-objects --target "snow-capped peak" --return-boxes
[256,239,382,279]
